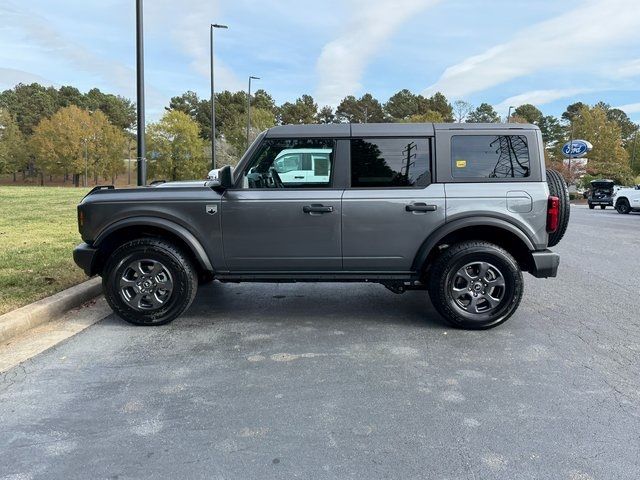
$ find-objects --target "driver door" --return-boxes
[221,138,343,272]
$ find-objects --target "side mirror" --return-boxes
[205,165,233,190]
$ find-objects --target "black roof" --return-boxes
[264,122,538,138]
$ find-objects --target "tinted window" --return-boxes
[242,138,333,188]
[451,135,530,178]
[351,138,430,188]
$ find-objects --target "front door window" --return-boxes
[240,138,334,189]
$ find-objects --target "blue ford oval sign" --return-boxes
[562,139,592,158]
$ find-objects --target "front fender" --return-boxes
[93,216,214,272]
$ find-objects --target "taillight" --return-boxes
[547,196,559,233]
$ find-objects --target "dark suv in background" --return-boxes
[74,123,569,329]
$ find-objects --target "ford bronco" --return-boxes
[74,123,568,329]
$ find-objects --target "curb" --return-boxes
[0,277,103,345]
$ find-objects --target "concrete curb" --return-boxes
[0,277,103,344]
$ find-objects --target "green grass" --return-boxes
[0,186,89,315]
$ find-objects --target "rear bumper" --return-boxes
[588,197,613,205]
[530,249,560,278]
[73,242,98,276]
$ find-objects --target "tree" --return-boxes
[452,100,473,122]
[513,104,543,124]
[167,91,212,140]
[279,94,317,124]
[403,111,444,123]
[538,115,564,148]
[31,105,126,185]
[146,110,207,181]
[423,92,453,122]
[335,93,384,123]
[466,103,500,123]
[570,105,632,184]
[316,106,335,124]
[562,102,587,123]
[0,109,27,180]
[252,89,277,114]
[384,89,420,121]
[0,83,59,135]
[84,88,135,130]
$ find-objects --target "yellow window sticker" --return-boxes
[456,159,467,168]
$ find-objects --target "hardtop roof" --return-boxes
[264,122,538,138]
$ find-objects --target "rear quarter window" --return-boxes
[451,135,530,179]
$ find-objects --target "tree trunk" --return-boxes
[13,172,16,182]
[73,173,80,187]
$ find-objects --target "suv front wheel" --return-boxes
[103,238,198,326]
[428,241,524,329]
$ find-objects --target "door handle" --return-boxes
[405,203,437,212]
[303,204,334,214]
[294,176,305,179]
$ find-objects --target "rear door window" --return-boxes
[350,138,431,188]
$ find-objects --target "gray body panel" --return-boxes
[220,189,343,271]
[342,184,446,270]
[75,122,556,281]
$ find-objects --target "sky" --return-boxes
[1,0,640,122]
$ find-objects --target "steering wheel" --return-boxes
[269,168,285,189]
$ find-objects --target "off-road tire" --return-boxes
[428,241,524,330]
[616,198,631,214]
[588,203,595,209]
[546,169,570,247]
[103,238,198,326]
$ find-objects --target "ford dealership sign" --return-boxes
[562,139,592,158]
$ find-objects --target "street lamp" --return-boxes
[136,0,146,186]
[507,106,515,123]
[246,76,260,149]
[210,23,228,169]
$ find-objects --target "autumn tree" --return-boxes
[146,110,207,181]
[0,109,27,180]
[571,105,632,184]
[31,106,126,186]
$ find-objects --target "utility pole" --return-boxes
[210,23,228,169]
[402,142,416,183]
[631,130,638,173]
[136,0,146,186]
[507,106,515,123]
[246,76,260,149]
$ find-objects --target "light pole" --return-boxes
[210,23,228,169]
[507,106,515,123]
[246,76,260,149]
[136,0,146,186]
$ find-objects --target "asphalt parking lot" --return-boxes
[1,205,639,480]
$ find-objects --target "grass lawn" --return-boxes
[0,186,89,315]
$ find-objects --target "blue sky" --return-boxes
[1,0,640,122]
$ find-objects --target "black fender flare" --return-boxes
[411,216,536,271]
[93,216,214,272]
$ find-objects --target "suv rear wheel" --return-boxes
[428,241,524,329]
[616,198,631,214]
[103,238,198,326]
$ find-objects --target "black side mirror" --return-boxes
[205,165,233,190]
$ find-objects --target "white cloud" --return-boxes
[424,0,640,98]
[148,1,243,93]
[495,88,592,114]
[616,102,640,114]
[615,59,640,78]
[0,68,54,90]
[0,2,135,96]
[315,0,441,106]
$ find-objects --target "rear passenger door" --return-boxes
[341,135,446,271]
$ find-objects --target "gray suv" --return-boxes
[74,123,568,329]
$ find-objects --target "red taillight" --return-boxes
[547,196,559,233]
